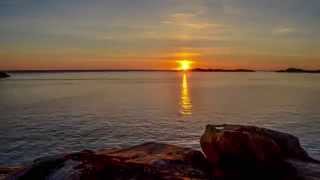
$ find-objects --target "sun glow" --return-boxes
[177,60,193,71]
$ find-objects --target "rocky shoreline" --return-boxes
[1,124,320,180]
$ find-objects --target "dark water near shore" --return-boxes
[0,72,320,165]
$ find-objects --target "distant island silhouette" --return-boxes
[276,68,320,73]
[191,68,255,72]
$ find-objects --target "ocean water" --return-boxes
[0,72,320,165]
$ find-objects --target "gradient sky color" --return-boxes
[1,0,319,70]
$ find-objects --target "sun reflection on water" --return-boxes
[180,73,192,116]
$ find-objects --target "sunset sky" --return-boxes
[1,0,319,70]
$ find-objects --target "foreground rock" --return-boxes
[6,142,210,180]
[0,167,22,180]
[0,72,10,79]
[3,124,320,180]
[201,124,320,180]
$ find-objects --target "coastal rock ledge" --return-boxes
[2,124,320,180]
[201,124,320,180]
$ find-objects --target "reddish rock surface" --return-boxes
[200,124,320,180]
[6,143,210,180]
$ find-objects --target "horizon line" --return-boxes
[3,68,258,73]
[2,67,319,73]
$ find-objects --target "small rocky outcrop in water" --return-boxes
[0,72,10,79]
[200,124,320,180]
[3,124,320,180]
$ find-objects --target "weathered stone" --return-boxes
[201,124,315,162]
[200,124,319,180]
[7,143,210,180]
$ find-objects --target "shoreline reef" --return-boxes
[1,124,320,180]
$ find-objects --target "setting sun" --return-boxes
[177,60,193,71]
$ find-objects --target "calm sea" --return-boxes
[0,72,320,165]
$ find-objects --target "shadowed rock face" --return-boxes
[7,143,210,180]
[201,124,313,162]
[0,72,9,79]
[200,124,320,180]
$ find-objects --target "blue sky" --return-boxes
[1,0,319,70]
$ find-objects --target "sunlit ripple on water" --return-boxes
[180,73,192,116]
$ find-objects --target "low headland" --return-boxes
[276,68,320,73]
[1,124,319,180]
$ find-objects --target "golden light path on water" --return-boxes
[180,73,192,116]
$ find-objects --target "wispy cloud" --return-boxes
[272,27,297,35]
[160,10,229,41]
